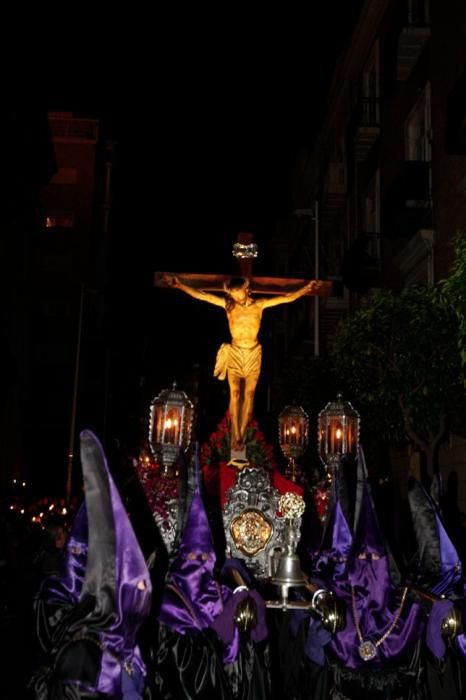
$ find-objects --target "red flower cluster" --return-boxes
[311,479,331,524]
[133,457,178,529]
[201,413,276,470]
[201,413,277,501]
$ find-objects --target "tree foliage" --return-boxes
[439,231,466,376]
[331,285,466,475]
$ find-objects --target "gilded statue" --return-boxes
[164,275,318,450]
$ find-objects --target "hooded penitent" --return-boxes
[407,478,462,597]
[330,482,424,670]
[154,450,270,699]
[157,448,259,665]
[408,478,466,665]
[312,472,353,586]
[155,452,237,699]
[158,483,229,635]
[32,430,152,699]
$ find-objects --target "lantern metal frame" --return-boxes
[278,404,309,483]
[149,382,194,477]
[318,392,360,473]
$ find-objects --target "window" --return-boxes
[364,170,381,262]
[362,41,380,124]
[408,0,430,26]
[364,171,380,232]
[405,84,432,161]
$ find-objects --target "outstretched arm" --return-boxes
[260,280,321,309]
[163,275,226,308]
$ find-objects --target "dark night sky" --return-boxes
[47,6,362,242]
[41,7,364,447]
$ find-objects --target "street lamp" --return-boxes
[149,382,194,477]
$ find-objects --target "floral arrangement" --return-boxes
[201,413,277,502]
[201,413,276,470]
[310,476,331,524]
[133,451,178,530]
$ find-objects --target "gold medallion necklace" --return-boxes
[351,586,408,661]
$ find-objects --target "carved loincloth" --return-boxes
[213,343,262,381]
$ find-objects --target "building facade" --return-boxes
[30,112,114,493]
[272,0,466,503]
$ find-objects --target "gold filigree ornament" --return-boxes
[230,508,273,556]
[278,492,306,520]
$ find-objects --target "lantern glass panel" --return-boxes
[278,405,309,482]
[318,393,360,468]
[149,383,194,474]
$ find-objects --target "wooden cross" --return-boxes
[154,232,332,297]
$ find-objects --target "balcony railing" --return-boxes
[397,2,431,80]
[364,232,382,265]
[351,98,380,161]
[320,161,347,230]
[405,0,430,26]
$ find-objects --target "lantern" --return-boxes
[318,392,360,472]
[278,404,309,482]
[149,382,194,477]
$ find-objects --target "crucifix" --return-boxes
[155,233,332,456]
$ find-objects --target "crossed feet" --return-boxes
[231,429,246,452]
[231,440,245,452]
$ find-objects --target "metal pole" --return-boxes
[314,201,319,357]
[66,283,84,504]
